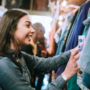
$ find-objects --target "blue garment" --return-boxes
[83,17,90,37]
[56,3,85,78]
[78,8,90,89]
[56,12,73,55]
[0,49,71,90]
[65,1,90,51]
[66,2,90,90]
[56,1,90,90]
[55,12,73,76]
[65,3,85,48]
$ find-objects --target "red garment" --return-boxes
[39,44,47,52]
[39,44,54,57]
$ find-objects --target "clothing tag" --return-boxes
[78,35,85,52]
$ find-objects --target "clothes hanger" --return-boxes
[66,5,80,9]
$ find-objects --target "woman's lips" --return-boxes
[27,35,32,41]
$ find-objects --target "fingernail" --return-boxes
[76,48,79,50]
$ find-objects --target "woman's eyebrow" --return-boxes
[25,21,32,25]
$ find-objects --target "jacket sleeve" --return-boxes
[0,57,35,90]
[0,57,67,90]
[22,51,71,73]
[46,75,66,90]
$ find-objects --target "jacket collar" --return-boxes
[6,49,21,58]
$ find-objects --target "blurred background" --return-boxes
[0,0,86,90]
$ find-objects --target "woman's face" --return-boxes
[14,15,35,46]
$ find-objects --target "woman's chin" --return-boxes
[26,43,30,45]
[23,42,30,45]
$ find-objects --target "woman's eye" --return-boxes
[26,25,30,27]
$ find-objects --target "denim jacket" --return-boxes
[78,9,90,75]
[0,49,71,90]
[78,8,90,89]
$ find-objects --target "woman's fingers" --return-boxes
[74,66,81,71]
[73,52,81,62]
[70,47,79,55]
[62,51,81,80]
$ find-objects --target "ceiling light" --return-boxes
[58,21,62,26]
[62,0,67,7]
[59,15,63,20]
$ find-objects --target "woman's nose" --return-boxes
[30,27,35,35]
[31,27,35,33]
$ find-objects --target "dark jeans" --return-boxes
[36,73,44,90]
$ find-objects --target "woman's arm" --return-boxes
[0,57,66,90]
[22,51,71,73]
[0,48,80,90]
[23,47,79,73]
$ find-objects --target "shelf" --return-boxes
[24,10,51,16]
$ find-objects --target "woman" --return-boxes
[0,9,80,90]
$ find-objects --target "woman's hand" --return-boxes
[61,47,80,81]
[70,46,78,56]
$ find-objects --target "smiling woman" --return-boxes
[13,15,34,46]
[0,9,80,90]
[0,9,34,54]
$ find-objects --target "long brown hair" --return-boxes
[0,9,28,53]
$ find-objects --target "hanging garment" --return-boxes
[56,3,85,78]
[65,4,85,48]
[56,12,73,55]
[78,8,90,89]
[56,1,90,90]
[54,27,62,44]
[66,1,90,90]
[61,9,78,52]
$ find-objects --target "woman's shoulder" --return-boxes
[0,56,18,72]
[0,56,22,84]
[0,56,12,64]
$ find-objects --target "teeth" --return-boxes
[28,36,31,39]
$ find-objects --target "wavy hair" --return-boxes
[0,9,28,53]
